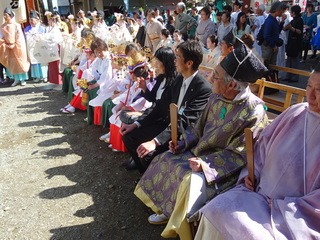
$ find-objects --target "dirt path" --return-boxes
[0,82,174,240]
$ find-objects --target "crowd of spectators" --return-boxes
[0,2,319,239]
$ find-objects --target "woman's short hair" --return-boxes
[200,6,211,16]
[208,34,218,46]
[306,3,314,11]
[161,29,170,38]
[174,29,182,35]
[168,15,174,22]
[240,33,254,49]
[291,5,301,17]
[90,37,108,51]
[125,43,140,55]
[146,9,156,18]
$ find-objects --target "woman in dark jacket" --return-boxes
[283,5,303,82]
[120,46,177,125]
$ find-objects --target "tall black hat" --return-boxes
[220,44,268,83]
[223,30,242,48]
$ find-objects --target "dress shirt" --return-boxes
[177,71,198,108]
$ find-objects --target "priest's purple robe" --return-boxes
[200,102,320,239]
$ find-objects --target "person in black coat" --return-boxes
[283,5,303,82]
[120,40,212,173]
[120,47,176,125]
[134,15,146,48]
[165,16,175,36]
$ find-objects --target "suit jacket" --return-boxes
[140,77,163,102]
[138,72,212,145]
[134,26,146,47]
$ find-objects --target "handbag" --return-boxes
[303,31,311,41]
[119,110,144,124]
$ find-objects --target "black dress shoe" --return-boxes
[121,158,133,167]
[134,178,141,185]
[125,159,138,171]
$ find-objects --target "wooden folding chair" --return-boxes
[245,128,255,189]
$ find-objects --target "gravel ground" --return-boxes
[0,81,176,240]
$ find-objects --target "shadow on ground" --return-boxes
[10,84,174,240]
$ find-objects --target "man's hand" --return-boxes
[137,140,157,158]
[188,157,203,172]
[273,46,278,53]
[244,176,255,191]
[169,140,180,154]
[281,13,287,22]
[120,123,137,135]
[121,106,132,111]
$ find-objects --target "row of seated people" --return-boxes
[130,43,320,240]
[60,31,320,239]
[61,28,245,152]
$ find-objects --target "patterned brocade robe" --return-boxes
[135,90,269,219]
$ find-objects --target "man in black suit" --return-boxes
[120,40,212,173]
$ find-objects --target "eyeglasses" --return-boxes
[211,76,224,81]
[210,71,224,81]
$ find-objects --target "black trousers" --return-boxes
[122,122,168,173]
[0,63,5,79]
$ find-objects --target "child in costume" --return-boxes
[24,10,48,83]
[107,53,153,152]
[89,43,130,125]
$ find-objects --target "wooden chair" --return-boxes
[254,78,307,114]
[199,64,307,115]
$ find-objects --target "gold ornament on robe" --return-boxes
[111,44,128,68]
[76,78,88,90]
[77,32,95,51]
[142,46,153,62]
[128,53,147,73]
